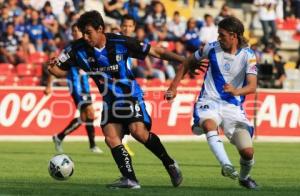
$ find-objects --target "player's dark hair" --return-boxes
[121,14,136,25]
[77,10,105,32]
[218,16,248,48]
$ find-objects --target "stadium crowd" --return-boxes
[0,0,299,88]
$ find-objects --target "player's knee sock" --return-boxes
[144,132,174,167]
[206,130,232,166]
[111,144,138,182]
[240,158,254,180]
[85,119,96,148]
[57,118,81,140]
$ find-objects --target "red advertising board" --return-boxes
[0,86,300,136]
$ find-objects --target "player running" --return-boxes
[166,16,259,190]
[45,23,103,154]
[47,10,183,189]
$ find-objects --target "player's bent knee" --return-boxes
[105,136,122,149]
[202,119,218,133]
[129,123,149,143]
[239,148,254,160]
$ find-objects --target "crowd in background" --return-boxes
[0,0,300,88]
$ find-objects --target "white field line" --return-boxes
[1,135,300,142]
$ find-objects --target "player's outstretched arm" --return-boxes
[148,46,185,63]
[44,74,54,95]
[47,57,68,78]
[165,55,198,101]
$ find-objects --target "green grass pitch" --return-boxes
[0,141,299,196]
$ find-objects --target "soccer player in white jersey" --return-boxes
[165,16,259,189]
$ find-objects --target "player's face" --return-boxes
[218,28,235,50]
[121,19,135,37]
[82,25,104,47]
[71,26,82,40]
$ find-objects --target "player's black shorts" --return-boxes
[100,96,152,134]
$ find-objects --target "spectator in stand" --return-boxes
[13,13,27,40]
[133,26,155,79]
[254,0,278,47]
[149,41,176,81]
[7,0,23,17]
[145,1,168,41]
[215,3,234,25]
[103,0,125,21]
[41,1,59,36]
[167,11,186,41]
[23,5,33,24]
[16,33,36,63]
[259,42,286,88]
[26,9,55,52]
[58,2,72,30]
[170,40,186,73]
[182,17,202,54]
[0,4,14,33]
[0,22,22,65]
[123,0,146,25]
[199,14,218,44]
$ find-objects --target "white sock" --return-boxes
[240,158,254,180]
[206,131,232,166]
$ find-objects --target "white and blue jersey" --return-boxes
[194,41,257,105]
[193,41,257,139]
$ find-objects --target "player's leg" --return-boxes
[231,127,258,189]
[103,123,140,189]
[53,117,81,153]
[128,121,183,187]
[80,103,103,153]
[194,100,238,179]
[53,75,82,153]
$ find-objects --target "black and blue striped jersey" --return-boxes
[57,33,151,105]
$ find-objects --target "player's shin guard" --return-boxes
[206,130,232,166]
[85,119,96,148]
[111,145,138,182]
[57,117,81,140]
[144,132,174,167]
[240,158,254,180]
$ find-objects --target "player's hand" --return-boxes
[44,87,52,95]
[47,57,59,69]
[223,83,238,96]
[190,58,209,75]
[164,86,177,102]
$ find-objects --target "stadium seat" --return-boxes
[17,63,36,77]
[28,52,49,64]
[0,63,14,75]
[35,64,43,77]
[18,76,41,86]
[4,75,19,86]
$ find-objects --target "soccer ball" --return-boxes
[48,154,74,180]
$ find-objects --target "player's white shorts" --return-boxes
[193,98,254,140]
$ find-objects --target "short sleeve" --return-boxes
[194,43,211,60]
[57,46,74,71]
[246,49,258,75]
[124,36,151,60]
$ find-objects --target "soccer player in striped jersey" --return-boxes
[166,16,259,190]
[45,23,103,154]
[47,10,183,189]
